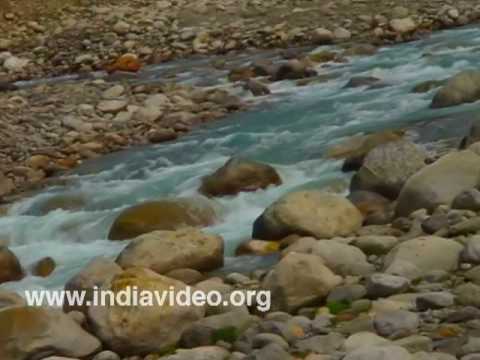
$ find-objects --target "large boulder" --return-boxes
[64,257,122,313]
[283,238,375,276]
[116,228,224,274]
[0,306,101,360]
[431,70,480,109]
[327,130,405,172]
[351,141,427,199]
[0,247,23,284]
[252,191,363,240]
[384,236,463,279]
[108,198,216,240]
[262,252,342,312]
[389,17,417,34]
[88,267,205,355]
[199,158,281,197]
[395,150,480,216]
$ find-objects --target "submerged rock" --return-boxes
[252,191,363,240]
[395,150,480,216]
[108,198,216,240]
[0,306,101,360]
[431,70,480,108]
[199,158,281,197]
[116,228,224,274]
[88,268,205,355]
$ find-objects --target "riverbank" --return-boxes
[0,0,479,83]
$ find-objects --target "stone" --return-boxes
[344,345,412,360]
[344,76,381,88]
[384,236,463,279]
[88,268,205,355]
[165,268,204,285]
[0,247,23,284]
[273,59,317,81]
[97,100,128,114]
[0,174,14,197]
[245,343,293,360]
[462,236,480,264]
[245,79,271,96]
[106,53,141,73]
[64,257,122,313]
[31,256,56,277]
[294,239,375,276]
[113,20,130,34]
[353,236,399,255]
[396,151,480,216]
[416,292,455,310]
[334,27,352,40]
[293,333,345,354]
[395,335,433,353]
[390,18,417,34]
[235,240,280,256]
[453,189,480,211]
[312,28,334,44]
[455,283,480,307]
[366,273,410,298]
[162,346,231,360]
[93,351,121,360]
[412,80,446,93]
[373,310,419,338]
[0,290,26,309]
[0,306,101,359]
[431,71,480,109]
[262,252,342,312]
[102,85,125,99]
[108,198,216,240]
[348,191,394,225]
[148,128,178,143]
[252,333,289,350]
[327,284,367,303]
[200,158,281,197]
[344,332,391,352]
[422,214,449,234]
[3,56,29,72]
[253,191,363,240]
[116,228,224,274]
[350,140,427,199]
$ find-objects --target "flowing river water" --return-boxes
[2,25,480,294]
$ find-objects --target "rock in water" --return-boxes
[253,191,363,240]
[262,252,342,312]
[350,140,426,199]
[0,306,101,359]
[384,236,463,279]
[116,228,224,274]
[108,198,216,240]
[199,158,281,197]
[88,268,205,355]
[395,150,480,216]
[431,70,480,108]
[0,247,23,284]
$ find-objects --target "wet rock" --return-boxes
[342,44,378,57]
[344,76,381,88]
[412,80,446,93]
[64,257,122,313]
[309,50,337,63]
[31,256,56,277]
[384,236,463,279]
[116,228,224,274]
[431,71,480,108]
[148,128,178,143]
[348,191,394,225]
[366,273,410,298]
[396,150,480,217]
[262,252,342,312]
[273,59,317,81]
[253,191,363,240]
[200,158,281,197]
[245,79,271,96]
[0,306,101,359]
[88,268,205,355]
[351,140,427,199]
[108,198,216,240]
[0,247,23,284]
[374,310,419,338]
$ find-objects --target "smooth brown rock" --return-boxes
[0,247,23,284]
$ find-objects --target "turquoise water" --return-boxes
[2,25,480,293]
